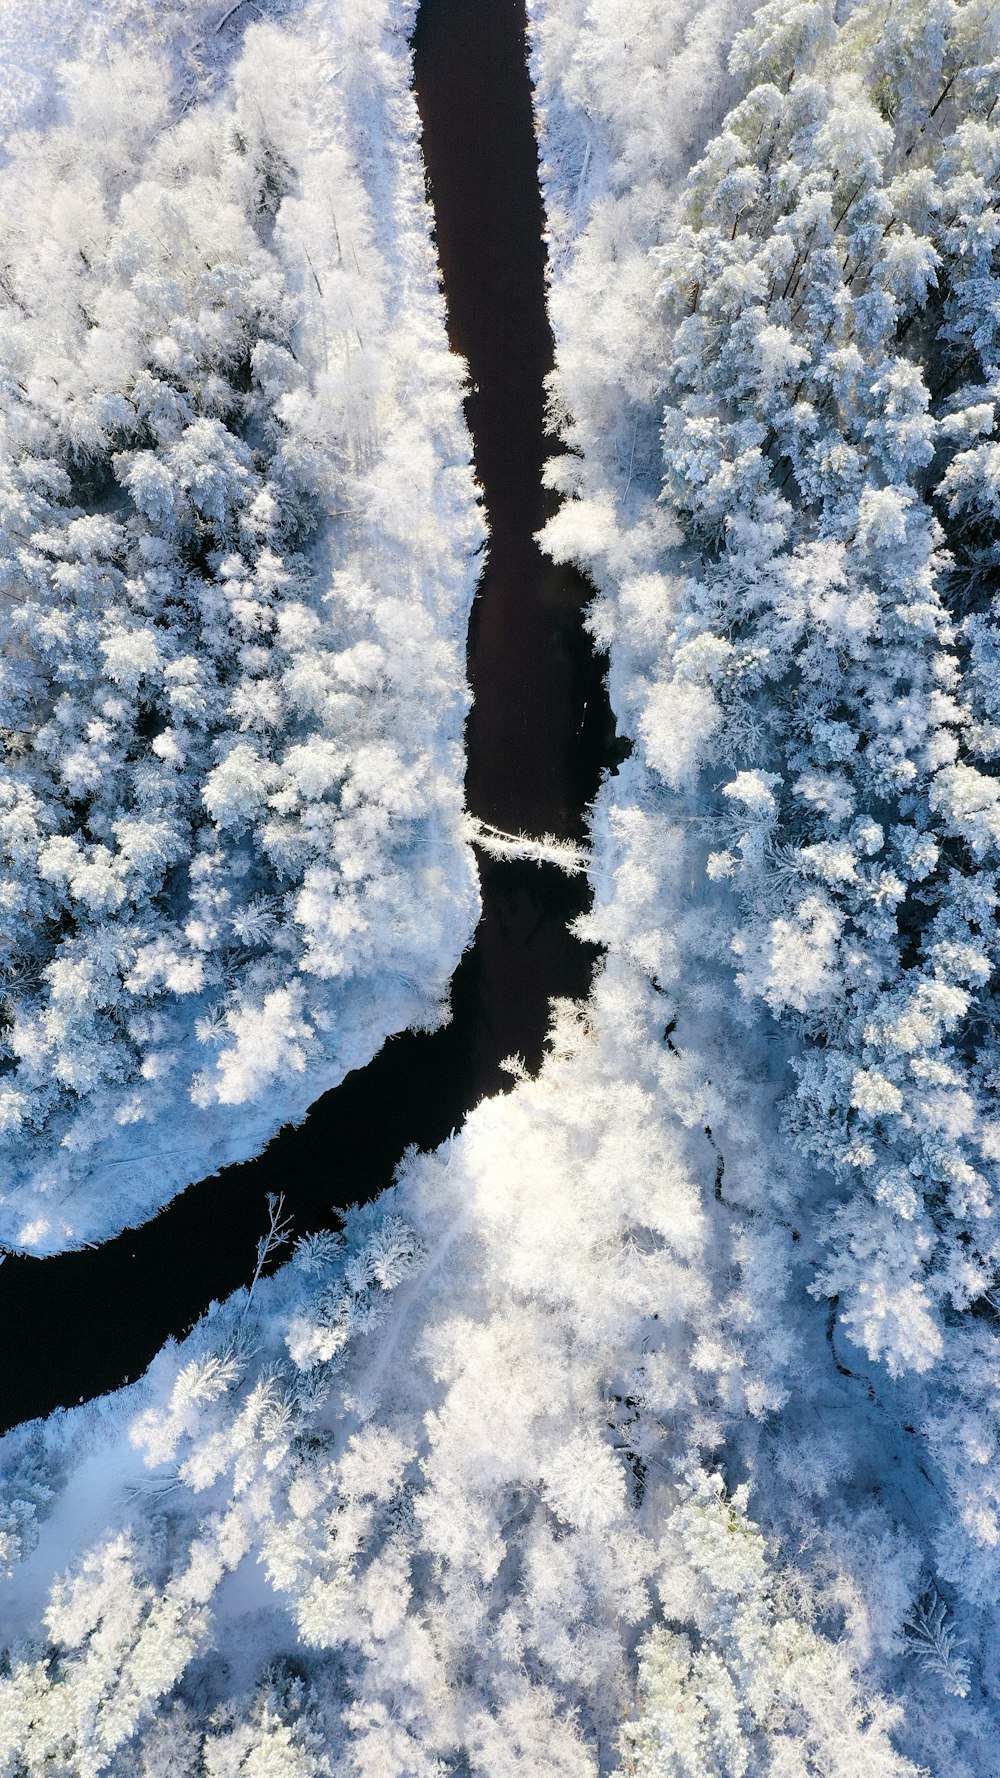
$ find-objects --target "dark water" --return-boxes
[0,0,616,1435]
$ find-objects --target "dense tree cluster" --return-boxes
[0,9,481,1250]
[4,2,1000,1775]
[530,0,1000,1766]
[630,0,1000,1615]
[650,0,1000,1386]
[0,1000,921,1776]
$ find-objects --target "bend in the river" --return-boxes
[0,0,618,1435]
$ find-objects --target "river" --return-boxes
[0,0,617,1435]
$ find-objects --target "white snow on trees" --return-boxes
[525,0,1000,1768]
[0,996,924,1777]
[3,1,1000,1776]
[0,0,483,1251]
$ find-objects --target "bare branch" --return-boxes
[243,1192,293,1316]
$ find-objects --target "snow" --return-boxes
[2,1,1000,1775]
[0,995,924,1774]
[0,0,483,1253]
[525,0,1000,1765]
[0,0,236,139]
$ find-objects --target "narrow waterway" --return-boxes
[0,0,617,1435]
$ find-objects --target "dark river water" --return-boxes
[0,0,616,1434]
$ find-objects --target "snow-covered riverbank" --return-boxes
[0,0,482,1253]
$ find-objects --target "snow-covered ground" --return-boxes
[0,0,482,1253]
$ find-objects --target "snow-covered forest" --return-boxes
[0,0,482,1252]
[1,0,1000,1773]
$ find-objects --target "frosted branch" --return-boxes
[467,817,589,875]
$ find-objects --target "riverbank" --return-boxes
[0,0,614,1431]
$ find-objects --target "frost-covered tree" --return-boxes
[619,1472,916,1778]
[528,0,1000,1763]
[634,0,1000,1390]
[0,4,482,1251]
[536,0,1000,1611]
[1,2,997,1775]
[0,994,920,1777]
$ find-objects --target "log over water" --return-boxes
[0,0,617,1435]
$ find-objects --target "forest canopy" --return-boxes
[1,1,999,1776]
[0,5,482,1252]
